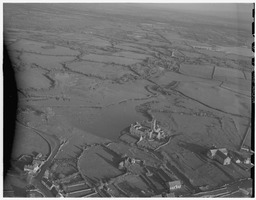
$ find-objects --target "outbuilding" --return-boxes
[168,180,182,191]
[214,150,231,165]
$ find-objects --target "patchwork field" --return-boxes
[8,39,79,56]
[4,3,252,198]
[81,54,145,65]
[176,81,251,117]
[20,53,75,70]
[179,64,214,79]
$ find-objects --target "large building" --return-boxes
[207,148,231,165]
[130,119,166,141]
[215,151,231,165]
[207,148,228,158]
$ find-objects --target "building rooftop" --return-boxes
[209,148,228,157]
[65,183,90,193]
[215,150,228,160]
[67,189,94,197]
[24,165,34,171]
[168,180,182,188]
[32,159,43,166]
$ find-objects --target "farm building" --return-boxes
[207,147,231,165]
[24,155,45,174]
[24,163,40,174]
[64,182,90,193]
[66,188,95,197]
[34,153,46,161]
[168,180,182,191]
[214,150,231,165]
[130,124,149,137]
[207,148,228,159]
[130,120,167,141]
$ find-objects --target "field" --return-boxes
[12,124,50,158]
[179,64,214,79]
[78,145,123,181]
[4,3,252,197]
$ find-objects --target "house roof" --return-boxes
[32,160,42,166]
[209,148,228,156]
[24,165,34,170]
[215,150,228,160]
[219,148,228,155]
[168,180,182,187]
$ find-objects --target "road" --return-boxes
[17,122,61,197]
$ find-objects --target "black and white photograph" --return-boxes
[3,2,254,198]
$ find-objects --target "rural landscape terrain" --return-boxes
[3,3,253,197]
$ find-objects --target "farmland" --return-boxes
[4,3,253,197]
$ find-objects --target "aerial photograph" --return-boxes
[3,3,254,198]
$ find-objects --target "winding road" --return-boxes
[17,121,61,197]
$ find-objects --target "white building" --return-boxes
[168,180,182,191]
